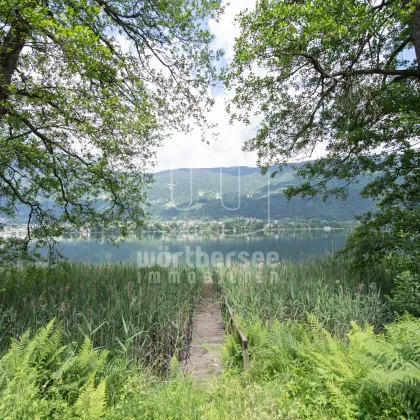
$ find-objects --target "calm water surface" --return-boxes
[56,230,348,265]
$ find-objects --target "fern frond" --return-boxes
[89,379,107,418]
[74,379,107,419]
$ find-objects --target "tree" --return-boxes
[225,0,420,274]
[0,0,222,263]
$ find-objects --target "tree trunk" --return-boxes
[414,3,420,70]
[0,24,26,116]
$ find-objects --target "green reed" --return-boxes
[0,263,203,371]
[215,257,393,336]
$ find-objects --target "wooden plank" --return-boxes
[187,281,224,381]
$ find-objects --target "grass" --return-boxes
[1,315,419,419]
[0,263,203,371]
[1,257,418,418]
[214,256,393,336]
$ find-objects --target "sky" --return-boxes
[154,1,418,173]
[155,0,260,172]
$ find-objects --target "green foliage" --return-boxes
[0,319,110,418]
[0,261,417,417]
[344,222,420,316]
[215,257,392,337]
[342,207,420,270]
[225,0,420,200]
[0,0,223,262]
[223,314,420,419]
[0,263,203,370]
[2,315,418,419]
[74,379,107,420]
[225,0,420,308]
[0,319,284,419]
[388,271,420,317]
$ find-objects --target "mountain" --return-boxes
[2,166,376,225]
[148,166,376,221]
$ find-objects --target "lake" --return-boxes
[55,230,348,266]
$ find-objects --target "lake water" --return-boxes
[55,230,348,265]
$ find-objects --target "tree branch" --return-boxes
[385,37,413,67]
[332,67,420,79]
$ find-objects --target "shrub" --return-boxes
[388,271,420,317]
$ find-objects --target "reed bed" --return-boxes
[0,263,203,371]
[215,257,393,336]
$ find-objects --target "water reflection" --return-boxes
[55,230,348,265]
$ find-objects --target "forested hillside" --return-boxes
[1,165,375,225]
[149,166,375,220]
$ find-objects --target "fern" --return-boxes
[75,379,107,419]
[324,380,358,418]
[0,319,112,418]
[0,313,419,418]
[236,314,420,418]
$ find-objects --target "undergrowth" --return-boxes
[0,315,419,419]
[0,260,418,418]
[223,313,420,418]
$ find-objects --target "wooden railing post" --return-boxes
[223,297,250,371]
[242,339,249,370]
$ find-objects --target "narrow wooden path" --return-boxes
[186,278,225,381]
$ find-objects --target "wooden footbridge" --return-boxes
[186,277,249,381]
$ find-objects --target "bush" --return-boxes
[388,271,420,317]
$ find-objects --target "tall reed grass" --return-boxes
[215,257,393,336]
[0,263,203,370]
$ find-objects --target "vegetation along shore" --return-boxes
[0,256,419,418]
[1,0,419,418]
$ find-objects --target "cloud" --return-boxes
[155,0,259,172]
[155,3,418,173]
[208,0,257,62]
[156,98,259,170]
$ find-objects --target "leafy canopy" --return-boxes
[225,0,420,273]
[0,0,222,262]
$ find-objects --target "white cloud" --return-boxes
[208,0,257,62]
[155,0,259,172]
[156,95,260,170]
[157,1,414,172]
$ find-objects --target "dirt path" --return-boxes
[186,278,225,381]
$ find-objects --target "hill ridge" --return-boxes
[148,166,374,221]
